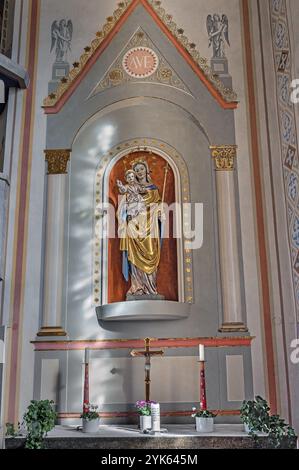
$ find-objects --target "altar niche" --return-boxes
[95,144,193,321]
[108,151,178,304]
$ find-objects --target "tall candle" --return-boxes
[199,344,205,361]
[85,348,90,364]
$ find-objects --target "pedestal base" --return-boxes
[219,322,248,333]
[97,301,191,321]
[37,326,67,337]
[126,294,165,301]
[211,57,229,74]
[48,61,70,94]
[210,58,232,88]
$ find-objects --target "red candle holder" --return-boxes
[198,360,207,410]
[83,361,89,414]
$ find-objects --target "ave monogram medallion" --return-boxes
[122,47,159,78]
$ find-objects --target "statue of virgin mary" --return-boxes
[116,159,163,299]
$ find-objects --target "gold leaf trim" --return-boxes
[45,149,72,174]
[210,145,237,171]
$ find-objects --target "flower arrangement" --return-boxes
[80,404,99,421]
[191,407,216,433]
[135,400,156,416]
[191,407,217,418]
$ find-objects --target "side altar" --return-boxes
[33,0,254,427]
[7,425,297,450]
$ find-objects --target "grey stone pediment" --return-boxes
[88,27,192,99]
[46,4,236,149]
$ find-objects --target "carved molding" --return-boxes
[43,0,237,108]
[45,149,71,174]
[210,145,237,171]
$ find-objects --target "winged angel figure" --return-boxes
[206,14,230,58]
[51,19,73,62]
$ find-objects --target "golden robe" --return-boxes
[118,187,161,277]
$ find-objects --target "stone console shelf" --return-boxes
[96,301,191,321]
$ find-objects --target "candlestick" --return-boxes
[84,348,90,364]
[199,344,205,361]
[83,358,89,414]
[199,360,207,410]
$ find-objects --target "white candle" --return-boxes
[85,348,90,364]
[199,344,205,361]
[151,403,160,432]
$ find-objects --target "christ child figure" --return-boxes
[116,170,147,220]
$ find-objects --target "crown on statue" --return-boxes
[130,158,150,173]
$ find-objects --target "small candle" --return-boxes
[151,403,160,432]
[85,348,90,364]
[199,344,205,361]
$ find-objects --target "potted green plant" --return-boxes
[5,422,23,438]
[80,404,100,433]
[240,396,270,434]
[23,399,57,449]
[135,400,156,431]
[240,396,297,448]
[266,414,297,449]
[191,408,216,433]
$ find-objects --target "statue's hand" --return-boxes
[140,185,148,194]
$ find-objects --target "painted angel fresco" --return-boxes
[50,19,73,63]
[206,14,230,58]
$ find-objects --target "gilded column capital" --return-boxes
[210,145,237,171]
[45,149,71,175]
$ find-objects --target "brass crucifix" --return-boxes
[130,338,164,402]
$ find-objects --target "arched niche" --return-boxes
[107,152,178,303]
[48,96,225,337]
[94,141,194,321]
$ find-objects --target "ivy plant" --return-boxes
[240,396,297,449]
[23,400,57,449]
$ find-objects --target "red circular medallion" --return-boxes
[122,47,159,78]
